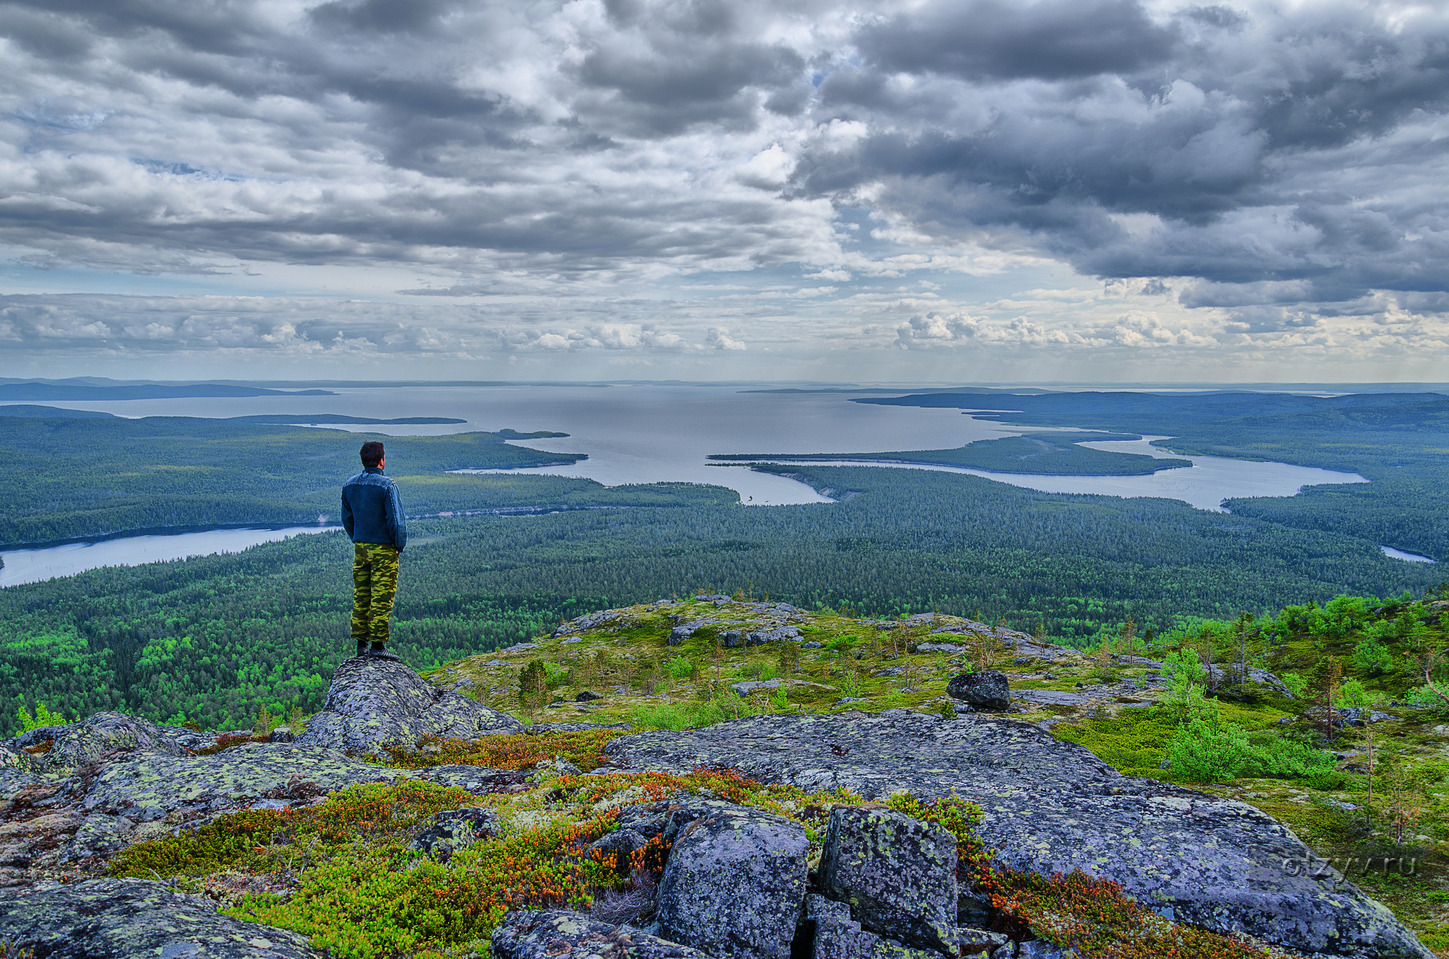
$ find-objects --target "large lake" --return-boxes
[5,384,1372,584]
[0,526,336,588]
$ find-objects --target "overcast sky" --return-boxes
[2,0,1447,384]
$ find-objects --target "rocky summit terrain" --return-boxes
[0,595,1444,959]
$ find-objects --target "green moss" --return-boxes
[1050,709,1178,779]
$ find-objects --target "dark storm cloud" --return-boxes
[856,0,1179,82]
[572,6,806,136]
[2,0,1449,363]
[309,0,464,35]
[794,0,1449,305]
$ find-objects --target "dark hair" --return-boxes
[360,441,385,467]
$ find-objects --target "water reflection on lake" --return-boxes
[30,386,1372,510]
[1381,546,1435,563]
[0,526,338,588]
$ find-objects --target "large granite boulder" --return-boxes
[654,804,810,959]
[295,654,524,757]
[604,713,1433,959]
[0,877,325,958]
[818,806,957,953]
[494,909,717,959]
[945,672,1011,711]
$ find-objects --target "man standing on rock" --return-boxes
[342,441,406,660]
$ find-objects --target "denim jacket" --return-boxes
[341,467,407,551]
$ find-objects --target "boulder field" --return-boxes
[0,655,1435,959]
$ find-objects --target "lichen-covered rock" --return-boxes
[295,655,523,757]
[720,627,803,648]
[412,764,528,794]
[803,896,948,959]
[945,672,1011,711]
[64,742,403,862]
[17,712,213,771]
[526,721,630,733]
[1015,942,1079,959]
[0,877,324,958]
[604,713,1434,959]
[409,807,501,862]
[654,804,809,959]
[731,680,782,698]
[668,618,743,646]
[493,909,717,959]
[818,806,957,953]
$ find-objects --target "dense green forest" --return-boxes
[2,462,1441,734]
[710,430,1192,475]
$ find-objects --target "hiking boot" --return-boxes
[369,642,401,661]
[356,639,369,657]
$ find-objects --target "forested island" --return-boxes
[710,430,1192,475]
[0,407,586,545]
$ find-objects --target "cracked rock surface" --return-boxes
[0,877,325,958]
[604,713,1433,959]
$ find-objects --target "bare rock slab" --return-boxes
[0,877,324,958]
[494,909,718,959]
[654,804,810,959]
[295,654,523,757]
[604,713,1433,959]
[818,806,957,953]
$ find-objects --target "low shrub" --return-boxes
[1167,713,1335,783]
[388,730,625,772]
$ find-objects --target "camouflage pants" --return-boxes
[351,543,400,644]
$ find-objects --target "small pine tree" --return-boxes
[1119,617,1137,661]
[519,659,547,709]
[776,640,799,676]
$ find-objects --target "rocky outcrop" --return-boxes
[945,671,1011,711]
[653,805,809,959]
[0,660,530,884]
[0,644,1432,959]
[720,626,803,648]
[0,877,325,958]
[604,713,1433,959]
[295,654,523,757]
[507,795,987,959]
[15,711,212,770]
